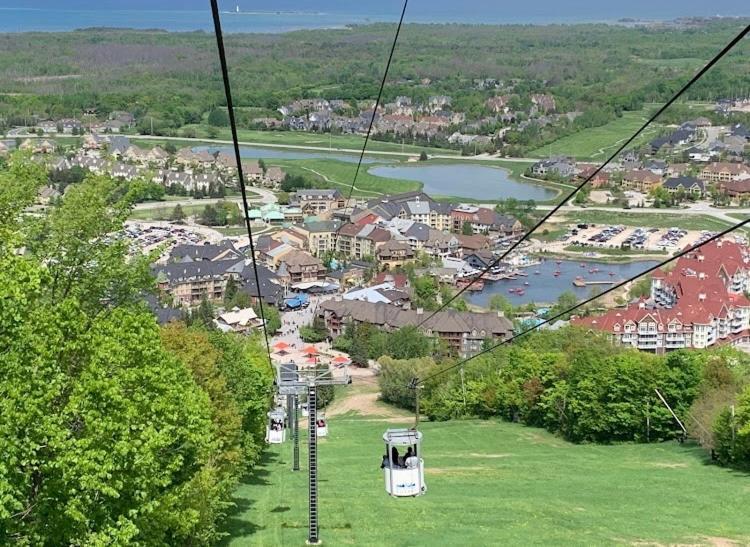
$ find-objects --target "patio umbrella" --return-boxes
[302,345,319,355]
[331,355,351,364]
[273,341,291,350]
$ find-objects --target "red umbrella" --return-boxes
[273,341,291,350]
[305,357,318,364]
[303,345,319,355]
[332,355,350,364]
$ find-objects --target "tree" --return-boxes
[255,303,281,334]
[419,151,428,161]
[207,107,229,127]
[461,220,473,235]
[488,294,515,318]
[0,156,246,545]
[193,294,215,328]
[171,203,186,222]
[549,290,579,321]
[300,316,328,343]
[628,277,651,300]
[413,276,439,311]
[388,326,432,360]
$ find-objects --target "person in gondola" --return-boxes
[390,446,401,468]
[404,447,418,469]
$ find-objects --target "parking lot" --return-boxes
[551,223,715,253]
[124,221,220,260]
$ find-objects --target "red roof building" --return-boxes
[573,240,750,353]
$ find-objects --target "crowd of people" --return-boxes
[381,446,419,470]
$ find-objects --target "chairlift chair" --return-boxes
[316,413,328,438]
[382,428,426,497]
[265,407,287,444]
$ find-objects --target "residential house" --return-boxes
[662,176,705,196]
[700,162,750,184]
[456,234,491,256]
[215,307,264,334]
[621,169,663,193]
[530,93,556,113]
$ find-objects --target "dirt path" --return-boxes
[325,368,412,423]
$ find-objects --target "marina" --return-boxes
[465,258,660,307]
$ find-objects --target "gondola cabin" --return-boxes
[265,407,287,444]
[316,413,328,437]
[382,429,426,497]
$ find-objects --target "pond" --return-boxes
[193,145,380,164]
[465,258,661,307]
[368,164,559,201]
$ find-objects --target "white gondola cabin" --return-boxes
[382,429,426,497]
[265,407,287,444]
[316,413,328,437]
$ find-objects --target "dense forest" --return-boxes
[0,19,748,134]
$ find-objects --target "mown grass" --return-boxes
[564,244,669,256]
[128,204,206,221]
[223,414,750,546]
[529,109,661,160]
[180,124,458,156]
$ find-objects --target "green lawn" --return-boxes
[561,211,735,232]
[128,204,206,221]
[180,125,458,156]
[529,109,661,160]
[223,413,750,546]
[564,244,668,256]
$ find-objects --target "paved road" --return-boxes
[133,187,276,211]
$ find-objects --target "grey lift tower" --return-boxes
[275,362,351,545]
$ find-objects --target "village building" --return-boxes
[291,189,345,217]
[318,299,512,358]
[574,240,750,353]
[276,250,327,286]
[376,240,416,270]
[621,169,663,193]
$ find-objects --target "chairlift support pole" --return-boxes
[655,388,687,435]
[274,362,350,544]
[293,394,300,471]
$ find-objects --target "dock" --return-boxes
[573,278,616,288]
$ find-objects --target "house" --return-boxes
[153,259,246,306]
[336,223,392,260]
[110,162,139,181]
[621,169,663,193]
[464,249,496,270]
[265,166,285,188]
[372,272,410,289]
[485,96,509,113]
[343,282,411,307]
[318,299,512,358]
[662,176,705,196]
[530,93,556,113]
[455,234,491,256]
[243,160,264,182]
[700,162,750,184]
[37,185,61,205]
[720,179,750,199]
[276,250,327,286]
[376,240,416,269]
[215,307,264,334]
[170,241,243,263]
[291,189,345,216]
[531,157,575,178]
[450,204,519,235]
[271,226,309,251]
[258,241,295,269]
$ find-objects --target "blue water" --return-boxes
[0,1,747,33]
[465,258,660,306]
[368,164,557,201]
[193,144,380,164]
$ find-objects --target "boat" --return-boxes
[573,276,586,287]
[516,289,525,296]
[553,271,561,277]
[588,268,601,274]
[556,260,562,265]
[580,263,585,268]
[608,271,616,276]
[534,270,541,275]
[524,281,530,286]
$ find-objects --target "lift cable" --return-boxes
[331,0,409,251]
[210,0,273,367]
[414,216,750,387]
[415,23,750,329]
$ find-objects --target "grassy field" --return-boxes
[560,210,735,232]
[128,204,206,221]
[529,109,660,160]
[223,402,750,545]
[564,244,668,256]
[179,124,458,156]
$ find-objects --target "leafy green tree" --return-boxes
[461,221,473,235]
[413,276,439,311]
[171,203,186,222]
[300,316,328,343]
[255,303,281,334]
[207,107,229,127]
[628,277,651,300]
[488,294,515,318]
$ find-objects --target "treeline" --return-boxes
[378,327,750,469]
[1,20,748,138]
[0,154,274,544]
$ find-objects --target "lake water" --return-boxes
[2,2,747,33]
[193,145,379,164]
[465,258,660,307]
[368,164,558,201]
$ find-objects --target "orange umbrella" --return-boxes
[305,357,318,364]
[273,341,291,350]
[332,355,350,364]
[302,345,319,355]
